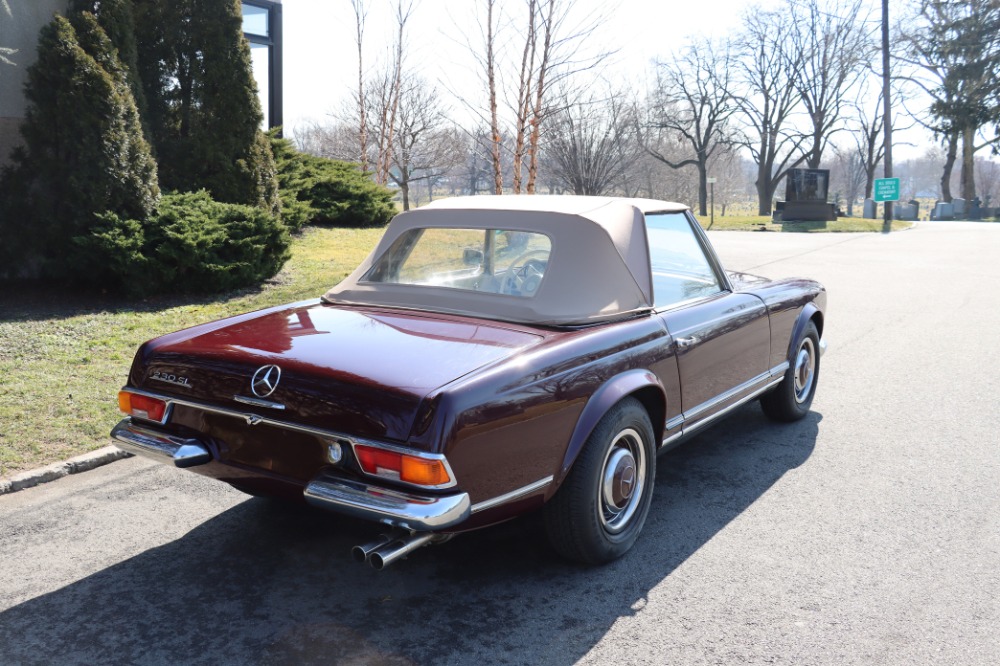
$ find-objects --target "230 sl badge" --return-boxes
[150,371,191,388]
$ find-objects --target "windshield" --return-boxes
[363,227,553,298]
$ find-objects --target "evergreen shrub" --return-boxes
[269,131,396,230]
[0,11,158,282]
[78,191,290,296]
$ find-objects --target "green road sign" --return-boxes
[874,178,900,202]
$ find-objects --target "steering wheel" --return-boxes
[501,249,549,296]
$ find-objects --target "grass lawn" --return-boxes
[0,215,915,478]
[0,226,383,477]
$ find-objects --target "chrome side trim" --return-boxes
[770,361,790,377]
[665,415,684,431]
[661,430,684,448]
[118,387,457,490]
[304,474,471,531]
[659,362,789,448]
[470,476,554,513]
[683,375,784,437]
[683,370,773,422]
[111,419,212,468]
[233,394,286,410]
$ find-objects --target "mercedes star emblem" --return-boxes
[251,364,282,398]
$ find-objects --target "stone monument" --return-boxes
[779,169,837,222]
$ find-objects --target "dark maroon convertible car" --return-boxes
[112,196,826,568]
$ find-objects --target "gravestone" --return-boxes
[933,202,954,220]
[780,169,837,222]
[952,198,966,217]
[863,198,876,219]
[894,202,918,221]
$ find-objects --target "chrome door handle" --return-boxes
[675,336,699,349]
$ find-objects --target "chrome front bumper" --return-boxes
[111,418,470,531]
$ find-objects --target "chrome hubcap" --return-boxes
[599,428,646,534]
[793,338,816,404]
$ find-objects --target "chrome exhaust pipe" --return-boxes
[351,534,395,563]
[368,532,436,570]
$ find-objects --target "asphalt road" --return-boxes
[2,222,998,665]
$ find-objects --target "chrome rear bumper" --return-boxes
[111,419,212,468]
[305,475,470,531]
[111,418,470,531]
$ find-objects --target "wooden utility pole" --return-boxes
[881,0,893,230]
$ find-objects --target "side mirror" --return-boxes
[463,248,484,267]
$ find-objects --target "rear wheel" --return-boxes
[544,398,655,564]
[761,320,820,422]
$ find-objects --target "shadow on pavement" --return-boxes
[0,405,820,665]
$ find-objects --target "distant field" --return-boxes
[696,215,915,232]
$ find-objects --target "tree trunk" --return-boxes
[807,123,823,169]
[400,179,410,210]
[526,0,555,194]
[697,164,708,216]
[486,0,503,194]
[960,124,976,202]
[756,176,772,216]
[941,130,958,202]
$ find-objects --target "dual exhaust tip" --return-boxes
[352,532,436,570]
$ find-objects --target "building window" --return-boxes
[242,1,282,130]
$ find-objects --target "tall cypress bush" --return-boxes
[133,0,279,214]
[0,11,158,281]
[69,0,149,136]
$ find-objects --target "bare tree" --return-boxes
[374,0,416,185]
[788,0,873,169]
[974,156,1000,206]
[644,38,737,216]
[733,7,809,215]
[849,83,887,200]
[386,77,464,210]
[706,146,753,218]
[293,121,358,160]
[543,87,642,195]
[511,0,538,193]
[350,0,370,172]
[484,0,503,193]
[830,143,867,215]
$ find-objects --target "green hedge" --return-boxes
[77,191,290,296]
[270,130,396,231]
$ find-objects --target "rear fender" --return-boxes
[554,369,665,488]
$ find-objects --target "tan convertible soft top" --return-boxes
[323,195,690,326]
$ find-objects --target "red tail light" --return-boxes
[118,391,167,423]
[354,444,451,487]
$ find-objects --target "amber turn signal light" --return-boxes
[118,391,167,423]
[354,444,451,487]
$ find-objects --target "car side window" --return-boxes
[645,213,724,308]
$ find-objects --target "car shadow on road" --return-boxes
[0,404,819,666]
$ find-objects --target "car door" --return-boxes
[646,212,771,435]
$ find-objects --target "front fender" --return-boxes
[786,302,823,360]
[554,369,665,488]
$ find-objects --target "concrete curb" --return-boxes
[0,447,132,496]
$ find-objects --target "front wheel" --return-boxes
[760,320,820,422]
[544,398,656,564]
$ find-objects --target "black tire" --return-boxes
[760,320,820,422]
[544,397,656,564]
